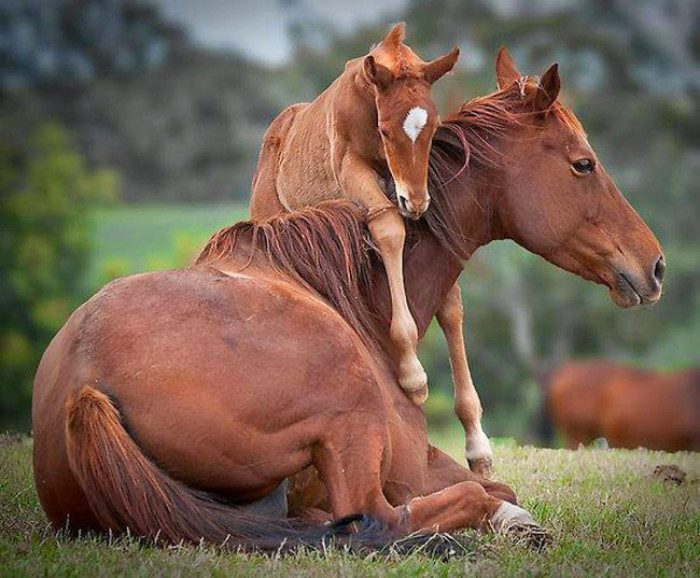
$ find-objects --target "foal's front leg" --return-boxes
[436,281,494,477]
[338,153,427,403]
[368,208,428,403]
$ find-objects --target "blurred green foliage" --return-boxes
[0,124,117,429]
[88,203,248,287]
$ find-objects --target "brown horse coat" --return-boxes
[250,47,666,478]
[251,23,460,404]
[545,361,700,451]
[33,204,524,549]
[32,51,663,549]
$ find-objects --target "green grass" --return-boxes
[89,202,248,288]
[2,434,698,577]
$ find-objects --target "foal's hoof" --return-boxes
[468,457,493,479]
[465,430,494,478]
[407,386,429,406]
[398,361,428,405]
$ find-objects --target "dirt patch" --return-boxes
[651,464,687,485]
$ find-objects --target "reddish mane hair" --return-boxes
[196,202,382,347]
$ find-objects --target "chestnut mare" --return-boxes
[251,23,459,404]
[251,48,666,478]
[541,361,700,451]
[31,52,663,550]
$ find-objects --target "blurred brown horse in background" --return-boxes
[541,361,700,451]
[32,51,663,549]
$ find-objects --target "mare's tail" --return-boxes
[65,385,471,557]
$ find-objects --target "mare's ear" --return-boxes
[496,46,521,89]
[364,55,393,90]
[534,63,561,113]
[380,22,406,48]
[424,47,460,84]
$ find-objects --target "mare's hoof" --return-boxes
[499,520,552,551]
[468,457,493,479]
[490,502,552,551]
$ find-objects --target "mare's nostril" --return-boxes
[653,256,665,286]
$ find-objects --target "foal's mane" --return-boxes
[196,77,586,343]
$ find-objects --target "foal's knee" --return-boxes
[390,315,418,348]
[369,211,405,252]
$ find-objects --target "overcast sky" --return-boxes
[151,0,408,64]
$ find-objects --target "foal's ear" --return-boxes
[496,46,521,89]
[364,55,393,90]
[380,22,406,48]
[424,47,460,84]
[534,63,561,112]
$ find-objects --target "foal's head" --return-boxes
[363,23,459,219]
[490,48,665,307]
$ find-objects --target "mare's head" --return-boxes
[364,23,459,219]
[440,48,664,307]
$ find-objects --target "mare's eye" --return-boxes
[378,126,390,140]
[572,158,595,175]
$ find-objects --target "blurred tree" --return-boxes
[0,123,117,430]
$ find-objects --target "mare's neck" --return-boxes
[400,168,502,336]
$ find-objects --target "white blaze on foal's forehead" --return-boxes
[402,107,428,142]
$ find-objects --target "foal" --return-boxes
[250,23,459,403]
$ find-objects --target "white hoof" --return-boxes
[465,427,493,476]
[491,502,537,531]
[490,502,551,550]
[398,356,428,405]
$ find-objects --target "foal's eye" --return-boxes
[379,127,390,140]
[572,158,595,175]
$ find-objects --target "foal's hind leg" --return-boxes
[436,282,493,477]
[250,104,304,220]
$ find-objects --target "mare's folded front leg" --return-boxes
[436,282,493,477]
[368,207,427,404]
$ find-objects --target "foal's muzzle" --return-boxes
[396,184,430,220]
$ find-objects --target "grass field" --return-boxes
[89,202,248,288]
[2,434,698,577]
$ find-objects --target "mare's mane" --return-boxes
[196,202,382,346]
[197,76,585,342]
